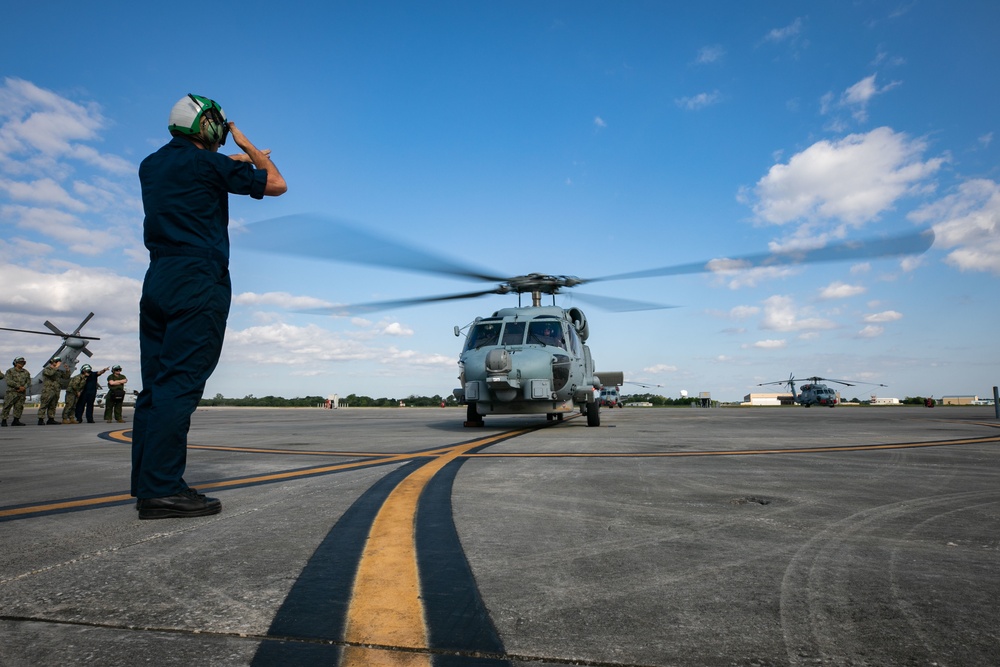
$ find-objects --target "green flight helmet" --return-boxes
[13,356,25,365]
[81,364,92,373]
[168,94,229,146]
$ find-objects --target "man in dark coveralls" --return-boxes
[132,94,287,520]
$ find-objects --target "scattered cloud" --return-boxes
[760,295,837,332]
[910,178,1000,275]
[729,305,761,319]
[695,45,725,64]
[234,291,336,310]
[762,17,804,44]
[819,281,866,299]
[644,363,678,374]
[675,91,721,111]
[744,339,787,349]
[864,310,903,323]
[857,325,884,338]
[749,126,946,226]
[382,322,413,336]
[822,74,902,123]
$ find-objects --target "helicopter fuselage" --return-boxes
[796,383,839,407]
[453,305,621,425]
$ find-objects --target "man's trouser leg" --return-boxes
[132,257,231,499]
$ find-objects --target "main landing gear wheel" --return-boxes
[464,402,484,427]
[586,402,600,427]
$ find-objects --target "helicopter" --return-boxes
[238,215,934,427]
[0,313,100,397]
[756,374,887,407]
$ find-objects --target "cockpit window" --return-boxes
[501,321,526,346]
[527,320,566,349]
[465,321,501,350]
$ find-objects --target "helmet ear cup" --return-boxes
[200,109,226,145]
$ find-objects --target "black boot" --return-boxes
[12,418,25,426]
[38,419,45,425]
[46,418,59,425]
[1,419,7,427]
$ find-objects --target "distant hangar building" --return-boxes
[742,392,793,406]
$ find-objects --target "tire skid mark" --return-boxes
[779,490,997,665]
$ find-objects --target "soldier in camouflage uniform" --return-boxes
[103,365,128,423]
[62,366,89,424]
[2,356,31,427]
[37,357,63,425]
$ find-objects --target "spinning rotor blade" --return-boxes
[301,288,508,316]
[238,214,507,283]
[568,292,677,313]
[585,229,935,284]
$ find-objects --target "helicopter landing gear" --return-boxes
[464,402,484,427]
[585,402,600,427]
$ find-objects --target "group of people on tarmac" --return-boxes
[2,357,129,426]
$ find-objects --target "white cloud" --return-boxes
[819,281,866,299]
[857,325,884,338]
[644,364,678,373]
[233,291,336,310]
[729,305,760,319]
[760,295,837,332]
[864,310,902,323]
[750,127,945,226]
[593,116,607,128]
[675,91,721,111]
[832,74,902,122]
[744,339,787,349]
[696,45,725,64]
[910,178,1000,275]
[0,263,141,316]
[763,18,803,44]
[382,322,413,336]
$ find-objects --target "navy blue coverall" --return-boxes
[132,136,266,500]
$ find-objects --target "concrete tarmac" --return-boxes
[1,405,999,666]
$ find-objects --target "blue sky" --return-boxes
[1,1,998,402]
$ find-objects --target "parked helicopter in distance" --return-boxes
[238,215,934,427]
[0,313,100,397]
[757,374,887,407]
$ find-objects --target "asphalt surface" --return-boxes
[1,405,998,666]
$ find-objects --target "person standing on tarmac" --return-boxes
[103,365,128,423]
[63,366,88,423]
[75,365,108,424]
[2,357,31,427]
[37,357,63,425]
[131,94,287,520]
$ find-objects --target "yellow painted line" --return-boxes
[341,429,532,666]
[459,435,1000,458]
[0,493,137,518]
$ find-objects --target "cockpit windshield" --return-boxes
[465,321,501,351]
[501,321,526,346]
[527,319,566,349]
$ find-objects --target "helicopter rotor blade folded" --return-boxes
[0,326,101,341]
[236,214,508,283]
[584,229,935,284]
